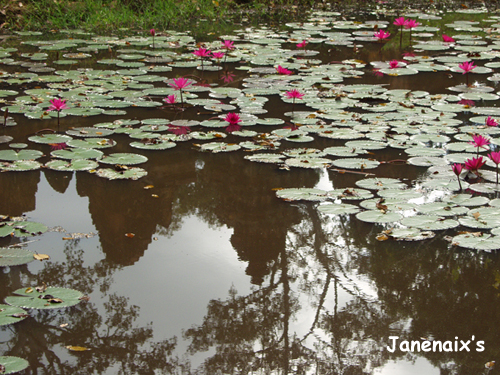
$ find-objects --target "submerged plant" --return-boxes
[458,61,476,86]
[452,163,464,191]
[168,77,192,107]
[48,98,68,132]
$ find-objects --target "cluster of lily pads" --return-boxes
[1,9,500,247]
[0,215,85,374]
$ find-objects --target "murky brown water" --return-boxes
[1,11,500,375]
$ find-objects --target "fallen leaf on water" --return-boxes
[62,237,73,240]
[66,345,90,352]
[35,282,47,293]
[151,194,159,198]
[376,234,389,241]
[153,237,158,241]
[48,298,63,303]
[125,233,135,238]
[34,253,50,261]
[79,295,90,301]
[472,212,481,220]
[60,323,69,328]
[144,185,154,189]
[485,361,495,369]
[25,287,33,294]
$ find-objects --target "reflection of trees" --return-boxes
[0,170,40,215]
[183,205,393,374]
[0,239,182,375]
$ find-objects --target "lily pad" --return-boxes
[401,215,459,230]
[0,356,30,374]
[200,142,241,153]
[452,233,500,251]
[0,304,29,326]
[388,227,435,241]
[276,188,329,202]
[5,287,84,310]
[45,159,99,172]
[317,203,361,215]
[28,134,73,144]
[355,210,402,223]
[355,178,406,190]
[0,149,43,161]
[99,153,148,165]
[51,148,103,160]
[96,167,148,180]
[331,158,380,170]
[0,160,42,172]
[0,248,35,267]
[285,157,331,169]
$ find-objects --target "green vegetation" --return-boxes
[2,0,499,35]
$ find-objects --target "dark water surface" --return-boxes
[1,9,500,375]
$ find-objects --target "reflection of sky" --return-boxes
[375,357,439,375]
[109,215,252,365]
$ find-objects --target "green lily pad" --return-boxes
[130,140,176,150]
[0,149,43,161]
[285,157,331,169]
[28,134,73,144]
[5,287,84,310]
[355,178,406,190]
[67,138,117,149]
[355,210,402,223]
[11,221,48,237]
[0,304,29,326]
[244,153,285,164]
[415,202,469,216]
[0,160,42,172]
[0,356,30,374]
[200,142,241,153]
[0,248,35,267]
[359,198,415,211]
[452,233,500,251]
[331,158,380,170]
[66,127,114,137]
[95,167,148,180]
[317,203,361,215]
[99,153,148,165]
[442,194,489,207]
[388,227,435,241]
[45,159,99,172]
[276,188,329,202]
[51,148,103,160]
[401,215,459,230]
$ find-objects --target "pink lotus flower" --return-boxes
[465,156,486,173]
[490,151,500,184]
[489,151,500,165]
[458,99,475,107]
[48,98,68,112]
[452,163,463,176]
[169,77,192,91]
[486,116,498,127]
[49,143,68,151]
[404,19,420,29]
[222,40,234,50]
[285,89,304,116]
[150,29,155,36]
[296,40,308,48]
[212,52,224,59]
[168,125,190,135]
[452,163,464,191]
[374,30,390,40]
[224,112,241,125]
[458,61,476,74]
[285,89,305,100]
[468,134,490,149]
[373,69,384,77]
[276,65,292,75]
[393,17,406,26]
[168,77,192,107]
[163,95,177,105]
[389,60,399,69]
[442,34,455,43]
[193,47,211,58]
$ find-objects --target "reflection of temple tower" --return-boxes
[0,170,40,215]
[189,150,320,284]
[76,144,197,266]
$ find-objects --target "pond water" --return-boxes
[1,7,500,375]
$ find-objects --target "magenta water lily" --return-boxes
[452,163,464,191]
[168,77,192,107]
[276,65,292,75]
[486,116,498,127]
[374,30,390,41]
[458,61,476,86]
[224,112,242,133]
[48,98,68,132]
[393,17,406,48]
[465,156,486,177]
[489,151,500,184]
[285,89,305,116]
[468,134,490,157]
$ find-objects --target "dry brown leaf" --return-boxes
[376,234,389,241]
[144,185,154,189]
[66,345,90,352]
[33,253,50,261]
[125,233,135,238]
